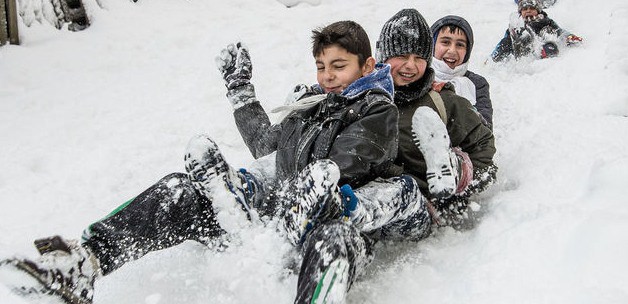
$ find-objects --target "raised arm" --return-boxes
[216,42,280,158]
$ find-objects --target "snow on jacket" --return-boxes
[492,11,569,62]
[393,67,496,195]
[233,64,398,188]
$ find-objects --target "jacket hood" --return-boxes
[341,63,395,100]
[430,15,474,63]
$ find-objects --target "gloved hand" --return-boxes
[216,42,253,90]
[566,34,583,46]
[216,42,256,109]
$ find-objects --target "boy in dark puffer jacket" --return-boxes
[430,15,494,130]
[492,0,582,61]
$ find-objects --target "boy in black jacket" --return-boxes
[0,20,399,304]
[492,0,582,62]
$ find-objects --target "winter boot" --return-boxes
[185,135,262,216]
[279,159,343,246]
[309,258,350,304]
[412,106,459,199]
[540,42,559,59]
[0,236,100,304]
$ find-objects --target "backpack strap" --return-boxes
[428,90,448,124]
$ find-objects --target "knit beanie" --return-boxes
[430,15,474,63]
[518,0,542,13]
[376,9,433,65]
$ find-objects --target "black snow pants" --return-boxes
[81,173,224,275]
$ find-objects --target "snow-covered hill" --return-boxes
[1,0,627,303]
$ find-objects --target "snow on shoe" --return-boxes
[0,236,99,304]
[280,159,343,246]
[412,106,458,199]
[185,134,255,214]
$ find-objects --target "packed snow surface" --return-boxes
[1,0,627,303]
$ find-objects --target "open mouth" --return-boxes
[442,57,458,68]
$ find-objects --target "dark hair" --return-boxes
[441,25,466,38]
[430,15,474,63]
[311,20,372,66]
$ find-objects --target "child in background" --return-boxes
[492,0,582,62]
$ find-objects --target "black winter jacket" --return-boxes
[233,65,398,188]
[465,70,493,130]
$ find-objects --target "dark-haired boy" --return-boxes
[0,20,399,304]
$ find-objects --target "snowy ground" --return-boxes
[1,0,628,303]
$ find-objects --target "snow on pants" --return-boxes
[295,220,372,304]
[81,173,224,275]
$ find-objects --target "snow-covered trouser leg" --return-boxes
[508,12,533,58]
[185,134,266,219]
[295,220,371,304]
[278,159,343,246]
[349,175,430,240]
[81,173,224,275]
[412,106,458,199]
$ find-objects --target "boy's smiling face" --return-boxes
[316,45,373,94]
[520,6,539,19]
[434,27,468,69]
[385,54,428,87]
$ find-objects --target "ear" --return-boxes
[361,57,376,76]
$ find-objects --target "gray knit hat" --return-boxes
[376,9,433,64]
[518,0,542,13]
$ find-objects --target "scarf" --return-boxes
[431,57,477,105]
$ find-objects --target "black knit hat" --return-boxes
[430,15,474,63]
[376,9,433,65]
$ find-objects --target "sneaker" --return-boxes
[0,236,100,304]
[279,159,343,245]
[411,106,458,199]
[309,258,349,304]
[184,135,260,215]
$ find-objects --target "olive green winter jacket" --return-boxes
[393,68,496,195]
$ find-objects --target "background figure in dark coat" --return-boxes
[492,0,582,62]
